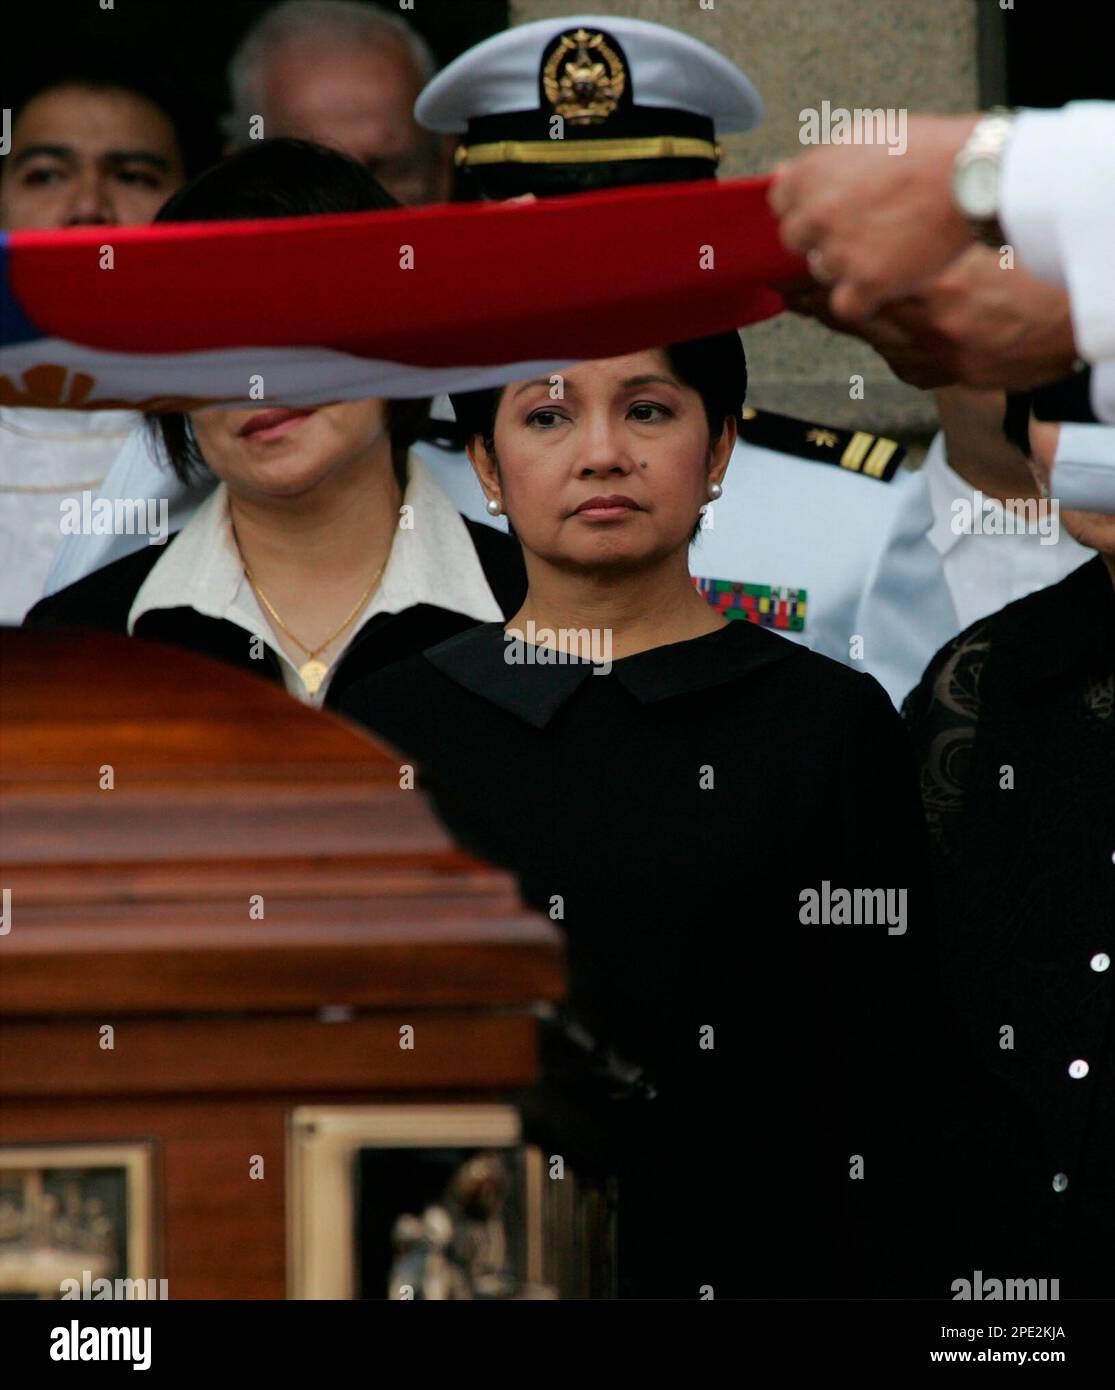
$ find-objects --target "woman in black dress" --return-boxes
[903,414,1115,1298]
[340,335,943,1298]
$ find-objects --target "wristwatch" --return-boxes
[951,107,1016,247]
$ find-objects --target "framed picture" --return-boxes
[0,1143,156,1300]
[288,1105,616,1300]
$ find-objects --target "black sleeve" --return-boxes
[838,670,928,888]
[22,546,164,634]
[336,656,431,756]
[901,625,1032,1287]
[834,671,952,1296]
[1030,365,1095,424]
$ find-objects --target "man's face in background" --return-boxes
[255,39,450,206]
[0,83,186,229]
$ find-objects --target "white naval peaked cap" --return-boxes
[416,14,763,137]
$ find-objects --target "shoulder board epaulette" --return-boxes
[738,407,905,482]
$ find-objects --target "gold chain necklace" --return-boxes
[241,555,387,696]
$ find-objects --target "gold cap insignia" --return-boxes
[542,28,627,125]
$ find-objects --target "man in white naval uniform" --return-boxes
[409,14,979,706]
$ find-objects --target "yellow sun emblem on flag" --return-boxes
[0,364,215,411]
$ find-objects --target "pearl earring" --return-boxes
[486,497,503,516]
[707,482,723,500]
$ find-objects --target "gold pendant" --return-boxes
[299,659,329,696]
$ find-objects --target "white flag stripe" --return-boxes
[0,340,580,409]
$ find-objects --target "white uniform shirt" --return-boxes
[1,406,137,623]
[923,431,1091,632]
[1002,102,1115,367]
[126,451,502,706]
[1047,422,1115,516]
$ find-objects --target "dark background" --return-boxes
[3,0,1111,129]
[1000,0,1113,106]
[2,1,509,134]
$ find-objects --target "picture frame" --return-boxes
[288,1104,616,1300]
[0,1142,156,1300]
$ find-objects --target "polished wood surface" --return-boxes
[0,629,564,1297]
[0,628,562,1017]
[0,1014,542,1096]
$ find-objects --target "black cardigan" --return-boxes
[24,518,526,709]
[903,555,1115,1298]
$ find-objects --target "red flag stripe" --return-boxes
[5,177,805,366]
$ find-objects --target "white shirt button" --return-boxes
[1091,952,1111,973]
[1068,1059,1090,1079]
[1052,1173,1069,1193]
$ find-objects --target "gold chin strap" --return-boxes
[455,136,722,168]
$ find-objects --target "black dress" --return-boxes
[341,618,947,1298]
[903,555,1115,1298]
[22,519,525,710]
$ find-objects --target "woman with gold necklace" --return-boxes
[25,141,525,707]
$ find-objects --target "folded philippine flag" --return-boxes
[0,176,805,411]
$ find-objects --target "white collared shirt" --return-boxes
[1,406,137,623]
[923,431,1090,633]
[1001,102,1115,365]
[126,452,503,705]
[1001,103,1115,435]
[1050,422,1115,514]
